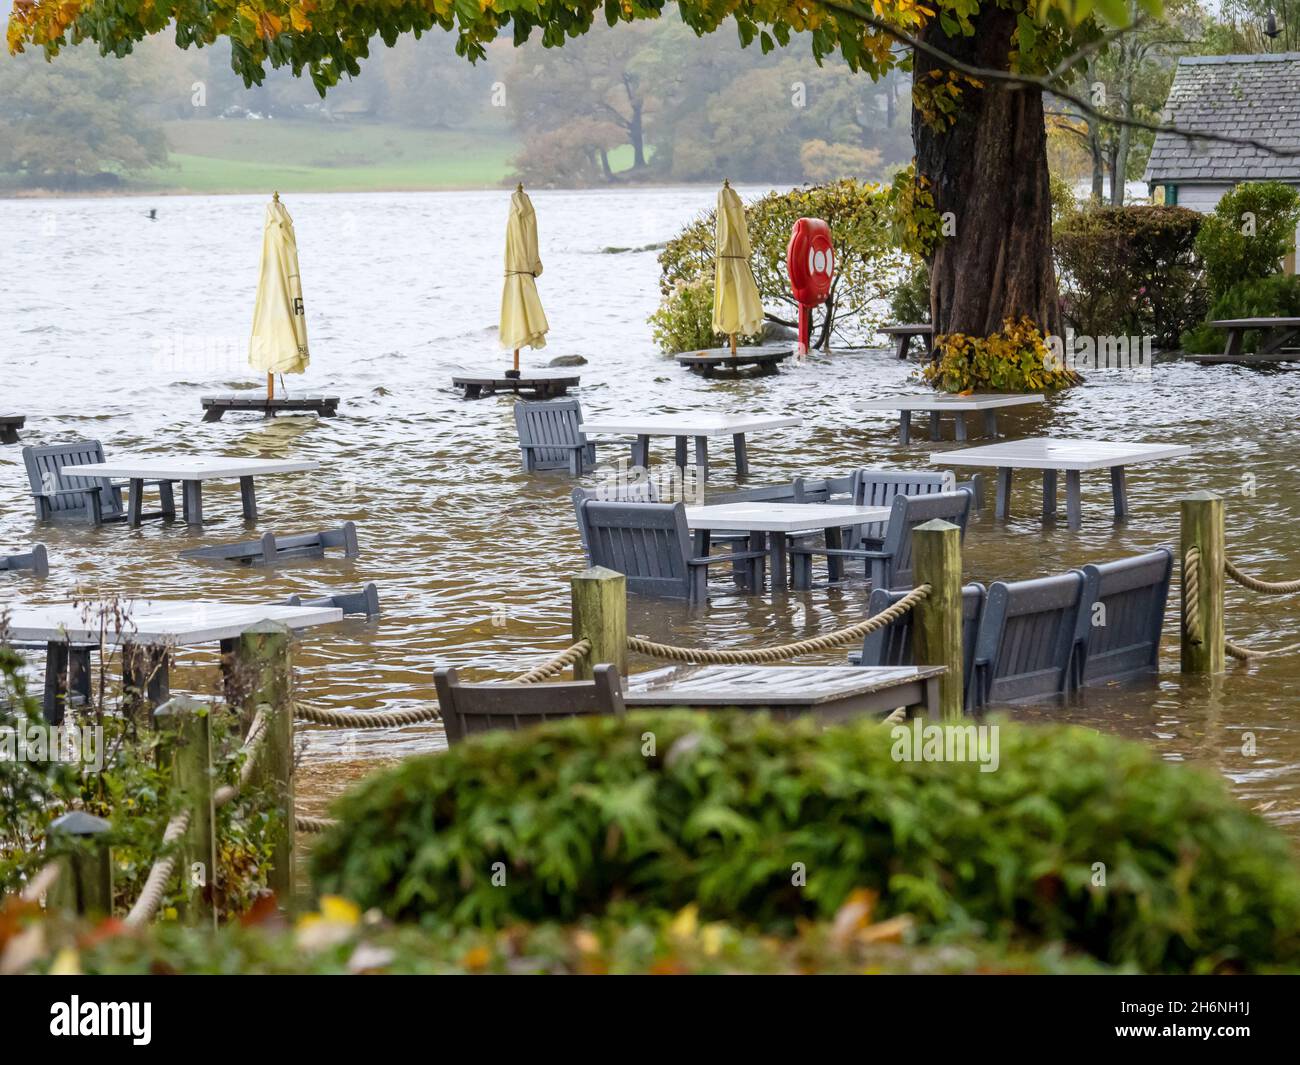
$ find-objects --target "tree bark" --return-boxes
[913,8,1061,340]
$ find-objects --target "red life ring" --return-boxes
[786,218,834,353]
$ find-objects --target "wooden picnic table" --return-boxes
[674,345,792,376]
[624,664,945,719]
[1193,317,1300,365]
[0,415,25,444]
[930,436,1191,530]
[4,600,342,721]
[201,394,339,421]
[452,372,579,399]
[861,392,1044,443]
[684,501,890,592]
[62,457,318,528]
[577,412,801,479]
[879,324,933,360]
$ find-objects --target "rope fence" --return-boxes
[123,809,191,929]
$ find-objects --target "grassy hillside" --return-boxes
[135,118,521,193]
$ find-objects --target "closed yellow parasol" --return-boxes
[712,180,764,355]
[248,192,310,400]
[500,183,550,373]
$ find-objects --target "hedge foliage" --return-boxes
[1054,205,1206,349]
[311,711,1300,973]
[922,316,1081,393]
[1195,181,1300,299]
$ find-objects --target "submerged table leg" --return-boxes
[983,410,998,438]
[732,433,749,478]
[694,437,709,481]
[995,467,1013,520]
[1110,466,1129,521]
[240,475,257,523]
[127,478,144,527]
[1042,469,1057,520]
[825,525,844,584]
[182,480,204,527]
[769,532,788,593]
[954,413,968,442]
[632,435,650,469]
[43,641,70,725]
[1065,470,1083,529]
[122,643,171,720]
[928,412,941,441]
[899,411,911,445]
[674,436,688,470]
[158,480,176,520]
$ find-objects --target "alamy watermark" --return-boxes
[0,722,104,772]
[1045,330,1154,378]
[890,718,1000,773]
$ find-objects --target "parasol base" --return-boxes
[201,394,340,422]
[674,345,793,378]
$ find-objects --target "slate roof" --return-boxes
[1144,53,1300,185]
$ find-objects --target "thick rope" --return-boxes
[628,585,931,664]
[123,809,191,929]
[510,639,593,684]
[20,861,63,903]
[295,814,337,834]
[1224,558,1300,596]
[214,706,269,809]
[1182,547,1202,646]
[1226,638,1300,661]
[293,701,440,728]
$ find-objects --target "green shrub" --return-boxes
[888,260,931,326]
[1053,205,1206,349]
[922,316,1081,393]
[1195,181,1300,298]
[647,277,751,353]
[311,711,1300,973]
[1181,274,1300,354]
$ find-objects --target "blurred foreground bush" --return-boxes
[311,712,1300,974]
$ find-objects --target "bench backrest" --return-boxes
[858,583,985,700]
[574,480,657,503]
[435,664,625,745]
[972,571,1087,705]
[514,400,585,470]
[877,489,972,589]
[1074,548,1172,686]
[856,470,953,541]
[0,544,49,577]
[793,472,856,504]
[22,441,120,519]
[707,481,799,505]
[572,491,693,598]
[285,582,381,617]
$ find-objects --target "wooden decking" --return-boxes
[202,394,340,421]
[453,373,579,399]
[0,415,25,443]
[675,345,792,376]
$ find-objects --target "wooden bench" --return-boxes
[181,523,359,566]
[201,394,340,421]
[0,544,49,577]
[1187,318,1300,365]
[0,416,25,444]
[879,324,933,360]
[23,440,175,526]
[453,373,578,400]
[675,346,791,377]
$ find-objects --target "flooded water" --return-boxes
[3,188,1299,833]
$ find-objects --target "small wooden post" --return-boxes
[1181,491,1225,674]
[234,621,295,908]
[154,696,217,928]
[571,567,628,680]
[47,811,113,918]
[911,519,964,720]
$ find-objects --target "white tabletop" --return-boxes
[861,393,1045,412]
[3,601,343,646]
[684,502,891,532]
[930,436,1192,471]
[625,665,944,705]
[62,457,320,481]
[578,413,801,437]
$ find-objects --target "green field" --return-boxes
[134,118,522,194]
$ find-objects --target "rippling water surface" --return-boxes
[3,188,1299,832]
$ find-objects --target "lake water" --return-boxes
[2,187,1300,833]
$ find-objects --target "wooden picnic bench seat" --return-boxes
[572,490,765,601]
[0,544,49,577]
[879,323,933,360]
[1191,317,1300,364]
[453,373,579,400]
[284,582,381,617]
[181,523,359,566]
[201,394,340,421]
[674,346,792,376]
[435,663,624,745]
[22,441,175,525]
[515,399,598,475]
[0,416,25,444]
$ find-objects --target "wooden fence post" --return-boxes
[47,811,113,918]
[154,696,217,928]
[234,621,295,909]
[571,567,628,680]
[1181,491,1225,674]
[911,519,964,720]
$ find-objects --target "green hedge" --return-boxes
[311,712,1300,973]
[1054,205,1206,349]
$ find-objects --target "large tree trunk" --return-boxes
[912,8,1061,340]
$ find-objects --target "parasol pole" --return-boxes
[268,191,281,401]
[513,348,520,372]
[729,334,737,356]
